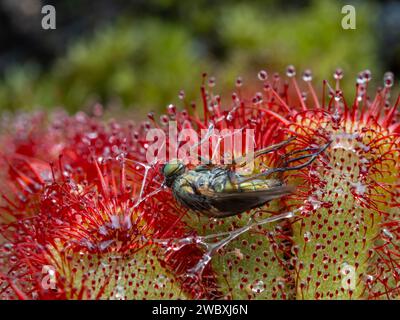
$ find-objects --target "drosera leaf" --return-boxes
[47,241,188,300]
[286,115,400,299]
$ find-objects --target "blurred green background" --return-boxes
[0,0,398,114]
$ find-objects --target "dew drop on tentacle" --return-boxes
[258,70,268,81]
[167,104,177,115]
[381,228,394,241]
[302,69,313,82]
[263,83,271,93]
[155,274,168,289]
[356,73,366,85]
[250,280,265,294]
[141,120,151,131]
[226,112,234,122]
[208,76,216,88]
[356,85,366,102]
[334,90,342,102]
[235,77,243,88]
[303,231,312,242]
[181,109,189,119]
[252,92,263,104]
[364,274,374,288]
[334,68,343,80]
[113,285,125,300]
[286,65,296,78]
[160,115,169,126]
[363,69,372,83]
[383,72,394,88]
[231,92,238,102]
[147,112,155,121]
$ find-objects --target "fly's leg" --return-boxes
[264,141,331,175]
[280,141,331,168]
[232,136,296,168]
[258,147,319,174]
[277,146,320,167]
[238,141,331,183]
[273,145,325,180]
[187,209,297,278]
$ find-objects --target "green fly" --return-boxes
[162,138,330,218]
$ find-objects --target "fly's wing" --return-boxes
[175,182,294,218]
[204,185,294,218]
[172,183,215,213]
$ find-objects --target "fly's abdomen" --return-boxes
[171,167,292,218]
[213,173,284,193]
[237,178,284,192]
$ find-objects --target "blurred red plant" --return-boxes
[0,67,399,299]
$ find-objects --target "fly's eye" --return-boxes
[162,161,184,178]
[162,164,174,177]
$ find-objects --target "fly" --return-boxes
[162,137,330,218]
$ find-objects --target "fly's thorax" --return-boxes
[173,167,226,194]
[206,167,232,193]
[171,170,207,195]
[162,160,186,187]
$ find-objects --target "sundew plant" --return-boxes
[0,67,399,300]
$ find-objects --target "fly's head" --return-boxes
[162,159,186,187]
